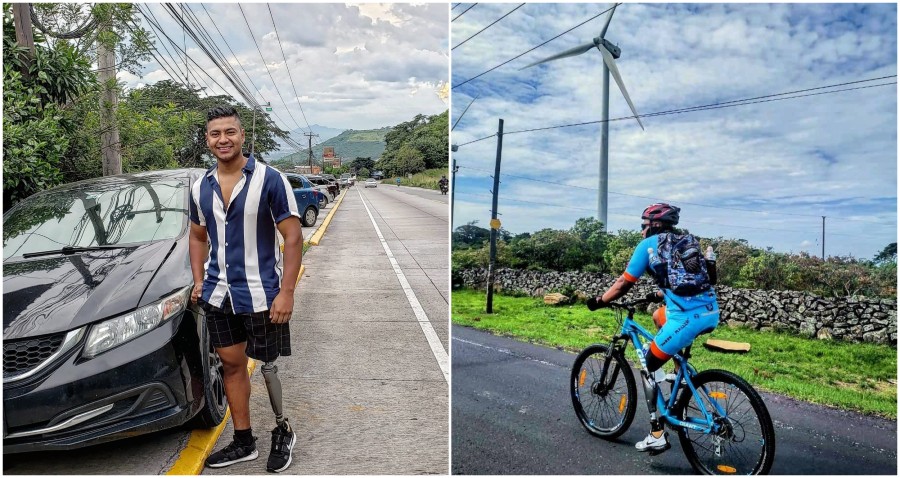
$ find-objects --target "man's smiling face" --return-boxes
[206,116,245,163]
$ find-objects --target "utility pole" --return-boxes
[12,3,36,78]
[251,102,270,158]
[98,11,121,176]
[822,216,826,260]
[304,132,319,171]
[486,119,504,314]
[451,157,459,228]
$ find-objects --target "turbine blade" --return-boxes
[598,43,644,130]
[519,42,595,70]
[599,3,619,38]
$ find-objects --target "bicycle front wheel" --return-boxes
[570,344,637,439]
[674,369,776,475]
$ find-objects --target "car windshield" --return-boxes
[3,177,188,260]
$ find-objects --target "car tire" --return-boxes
[318,195,328,210]
[302,206,318,227]
[191,316,227,428]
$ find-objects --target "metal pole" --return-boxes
[486,119,504,314]
[598,62,610,231]
[822,216,825,259]
[451,158,459,228]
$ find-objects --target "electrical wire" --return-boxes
[454,76,897,147]
[452,4,618,89]
[452,3,478,22]
[452,3,525,51]
[267,4,315,139]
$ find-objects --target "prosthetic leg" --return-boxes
[261,362,287,425]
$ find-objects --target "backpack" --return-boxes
[651,232,711,296]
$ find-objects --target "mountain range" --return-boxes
[274,126,391,164]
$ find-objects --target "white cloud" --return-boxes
[451,3,897,260]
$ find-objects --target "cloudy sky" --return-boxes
[121,3,449,136]
[451,3,897,260]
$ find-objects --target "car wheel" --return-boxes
[318,195,327,209]
[191,317,227,428]
[302,206,318,227]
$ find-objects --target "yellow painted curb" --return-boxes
[295,264,305,287]
[308,189,347,246]
[166,361,257,475]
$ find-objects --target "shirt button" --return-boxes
[225,221,228,225]
[226,264,229,268]
[225,242,229,246]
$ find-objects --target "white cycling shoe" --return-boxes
[635,431,671,455]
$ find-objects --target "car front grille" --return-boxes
[4,334,66,379]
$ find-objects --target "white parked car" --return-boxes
[364,178,378,188]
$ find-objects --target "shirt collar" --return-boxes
[205,154,256,179]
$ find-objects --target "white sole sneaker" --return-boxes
[267,432,296,473]
[206,449,259,468]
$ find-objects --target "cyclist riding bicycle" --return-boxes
[439,175,448,187]
[586,203,719,454]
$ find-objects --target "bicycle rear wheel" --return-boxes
[570,344,637,439]
[674,369,776,475]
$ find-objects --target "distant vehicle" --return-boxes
[3,169,227,453]
[300,175,332,206]
[283,173,321,226]
[306,175,339,200]
[340,173,354,187]
[372,171,384,180]
[365,178,378,188]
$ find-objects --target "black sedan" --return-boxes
[3,169,227,453]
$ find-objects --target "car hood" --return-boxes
[3,240,176,340]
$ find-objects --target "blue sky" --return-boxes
[120,3,449,133]
[450,3,897,260]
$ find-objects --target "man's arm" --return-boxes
[189,222,209,304]
[270,216,303,324]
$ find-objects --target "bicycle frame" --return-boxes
[610,309,727,436]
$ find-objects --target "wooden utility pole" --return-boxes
[98,13,122,176]
[12,3,36,78]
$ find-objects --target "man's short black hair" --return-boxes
[207,105,241,126]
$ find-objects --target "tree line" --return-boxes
[452,218,897,299]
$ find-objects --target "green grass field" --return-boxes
[452,289,897,418]
[383,168,448,190]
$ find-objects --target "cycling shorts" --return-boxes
[649,302,720,360]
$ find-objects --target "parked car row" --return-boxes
[2,167,342,454]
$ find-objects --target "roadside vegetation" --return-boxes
[452,289,897,418]
[385,168,447,190]
[453,218,897,299]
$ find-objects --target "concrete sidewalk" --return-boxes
[204,187,448,475]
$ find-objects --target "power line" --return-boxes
[451,3,462,11]
[452,3,478,22]
[237,4,309,139]
[452,3,524,51]
[452,4,618,89]
[267,4,315,142]
[454,76,897,147]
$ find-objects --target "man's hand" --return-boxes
[270,291,294,324]
[645,291,664,303]
[586,296,608,311]
[191,283,203,304]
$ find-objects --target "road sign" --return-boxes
[265,107,272,111]
[490,218,501,230]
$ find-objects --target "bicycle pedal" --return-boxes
[647,442,671,456]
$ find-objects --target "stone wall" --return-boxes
[455,268,897,346]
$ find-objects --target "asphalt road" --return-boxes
[451,325,897,475]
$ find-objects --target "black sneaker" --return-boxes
[206,437,259,468]
[267,419,296,473]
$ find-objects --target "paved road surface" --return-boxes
[451,325,897,475]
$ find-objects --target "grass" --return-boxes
[382,168,448,190]
[452,289,897,418]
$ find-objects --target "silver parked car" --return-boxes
[364,178,378,188]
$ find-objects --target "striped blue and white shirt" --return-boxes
[189,156,300,314]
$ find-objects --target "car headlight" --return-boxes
[83,286,191,358]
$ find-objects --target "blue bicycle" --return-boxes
[571,299,775,475]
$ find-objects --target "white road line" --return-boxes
[452,337,563,368]
[357,188,450,383]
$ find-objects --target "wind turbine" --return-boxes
[521,3,643,231]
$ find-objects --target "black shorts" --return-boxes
[200,296,291,362]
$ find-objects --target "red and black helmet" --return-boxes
[642,203,680,225]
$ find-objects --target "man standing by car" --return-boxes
[188,105,303,472]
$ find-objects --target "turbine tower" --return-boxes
[522,3,643,230]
